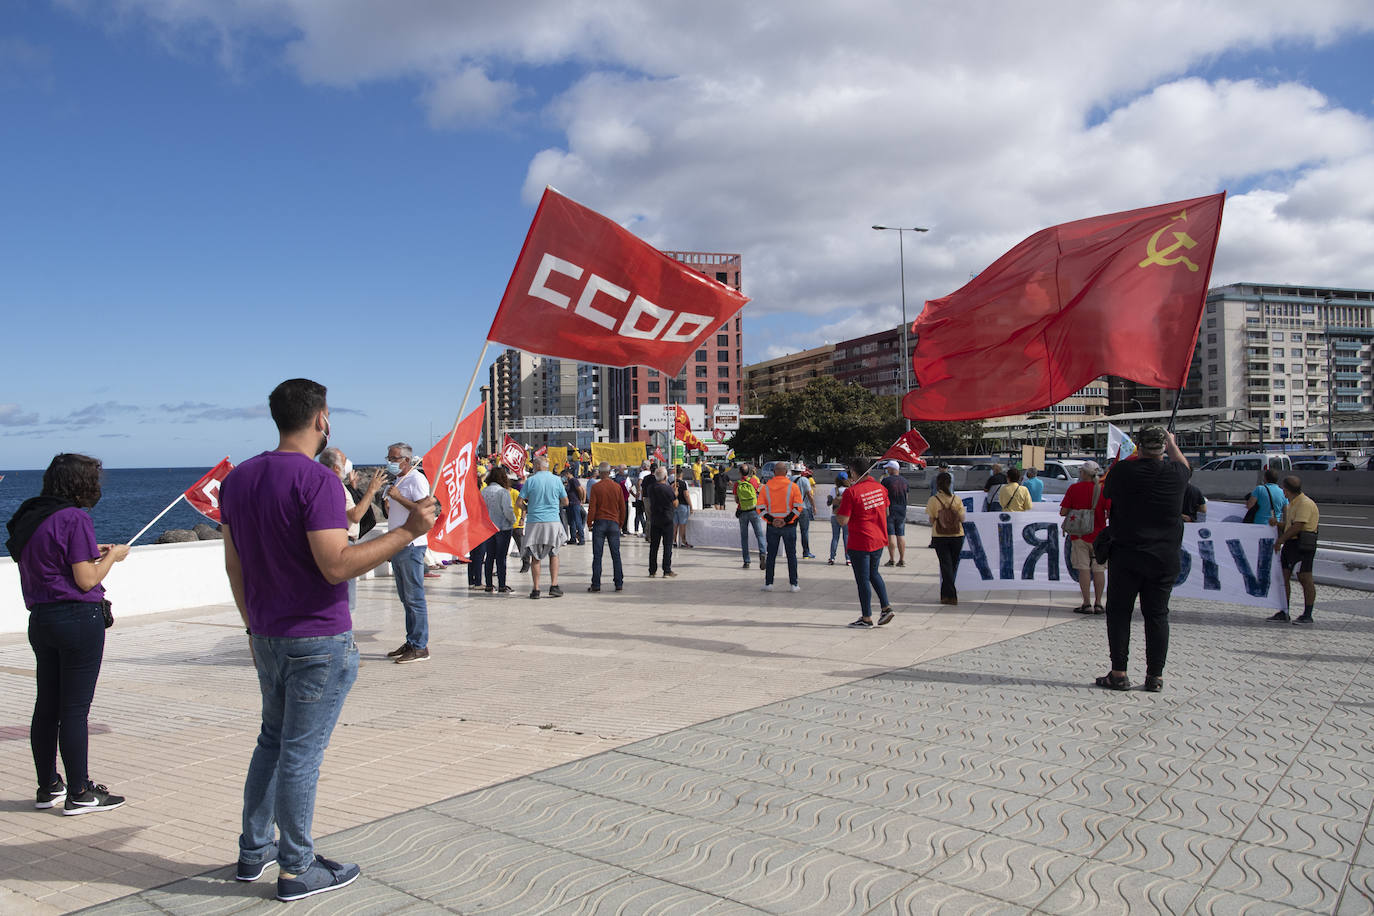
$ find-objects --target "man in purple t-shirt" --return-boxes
[221,378,437,903]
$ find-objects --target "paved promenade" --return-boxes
[1,528,1371,913]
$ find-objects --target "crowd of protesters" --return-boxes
[5,385,1335,902]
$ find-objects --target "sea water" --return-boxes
[0,467,218,556]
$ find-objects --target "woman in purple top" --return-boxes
[5,454,130,815]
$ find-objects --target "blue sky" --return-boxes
[3,1,1373,468]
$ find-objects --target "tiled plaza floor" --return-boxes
[3,529,1371,913]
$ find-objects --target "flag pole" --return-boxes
[127,494,186,547]
[1166,386,1185,434]
[428,340,492,483]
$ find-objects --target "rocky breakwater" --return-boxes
[156,523,223,544]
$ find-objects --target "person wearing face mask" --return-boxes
[381,442,432,665]
[319,448,385,614]
[220,378,439,901]
[7,453,130,816]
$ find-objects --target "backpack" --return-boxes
[1063,483,1101,536]
[934,495,962,536]
[737,478,758,510]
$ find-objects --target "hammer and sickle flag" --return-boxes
[905,193,1225,422]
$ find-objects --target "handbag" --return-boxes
[1063,483,1101,536]
[1092,527,1114,565]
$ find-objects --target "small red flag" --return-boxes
[653,446,665,462]
[904,193,1225,421]
[488,188,750,376]
[184,458,234,522]
[421,406,498,560]
[883,431,929,467]
[674,405,707,453]
[500,435,527,476]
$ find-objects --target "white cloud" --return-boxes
[59,1,1374,349]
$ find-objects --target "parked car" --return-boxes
[1291,459,1356,471]
[1041,459,1085,481]
[1198,453,1293,472]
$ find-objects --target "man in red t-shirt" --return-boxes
[835,459,894,628]
[1059,461,1110,614]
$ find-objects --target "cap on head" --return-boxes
[1138,426,1168,452]
[885,460,900,471]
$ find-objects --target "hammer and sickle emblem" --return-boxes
[1138,209,1199,272]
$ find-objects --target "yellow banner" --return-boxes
[591,442,647,467]
[545,446,568,472]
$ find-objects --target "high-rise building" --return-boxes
[831,326,905,396]
[605,251,745,442]
[486,348,583,449]
[1193,283,1374,446]
[742,344,836,409]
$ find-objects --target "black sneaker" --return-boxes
[63,782,125,816]
[276,854,360,902]
[1293,614,1314,626]
[848,617,874,628]
[742,562,750,569]
[1267,611,1291,622]
[587,586,601,592]
[386,642,411,658]
[877,607,895,626]
[548,585,563,598]
[35,775,66,810]
[236,843,278,881]
[663,571,678,578]
[395,646,429,664]
[530,589,541,599]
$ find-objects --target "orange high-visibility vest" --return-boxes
[761,477,803,519]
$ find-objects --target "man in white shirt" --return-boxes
[384,442,432,665]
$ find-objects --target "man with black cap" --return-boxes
[1096,425,1190,693]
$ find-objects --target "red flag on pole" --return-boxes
[653,446,665,462]
[904,193,1225,421]
[487,188,750,376]
[883,431,929,467]
[500,435,527,476]
[184,457,234,522]
[673,405,706,453]
[421,406,497,560]
[534,445,548,457]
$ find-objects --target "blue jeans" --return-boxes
[829,516,848,562]
[28,601,105,791]
[240,632,359,876]
[483,530,511,588]
[848,547,890,618]
[765,523,798,586]
[590,519,623,589]
[566,503,586,544]
[738,511,766,563]
[393,544,428,650]
[799,507,814,555]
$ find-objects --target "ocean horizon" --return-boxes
[1,467,219,557]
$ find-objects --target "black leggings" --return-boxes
[28,602,106,790]
[932,535,964,600]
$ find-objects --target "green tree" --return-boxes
[731,377,985,461]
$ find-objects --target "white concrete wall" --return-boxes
[1,540,234,635]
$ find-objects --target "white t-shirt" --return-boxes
[389,468,431,547]
[341,480,360,540]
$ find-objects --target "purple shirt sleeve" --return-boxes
[302,469,347,532]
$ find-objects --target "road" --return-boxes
[1311,503,1374,554]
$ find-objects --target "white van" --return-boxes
[1198,453,1292,473]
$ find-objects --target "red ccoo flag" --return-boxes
[488,188,750,376]
[422,405,498,561]
[184,458,234,522]
[904,193,1225,421]
[883,431,929,467]
[500,435,527,476]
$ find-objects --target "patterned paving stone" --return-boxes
[75,593,1374,915]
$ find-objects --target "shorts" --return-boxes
[521,521,567,560]
[1281,539,1316,574]
[673,505,690,525]
[887,514,906,537]
[1070,537,1107,573]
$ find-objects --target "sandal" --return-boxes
[1073,604,1093,615]
[1095,672,1132,691]
[1143,676,1164,692]
[1093,604,1106,615]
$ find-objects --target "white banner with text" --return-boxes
[953,512,1285,610]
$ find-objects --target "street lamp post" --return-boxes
[1324,295,1335,451]
[873,224,929,430]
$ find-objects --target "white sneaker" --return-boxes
[790,584,801,592]
[761,584,774,591]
